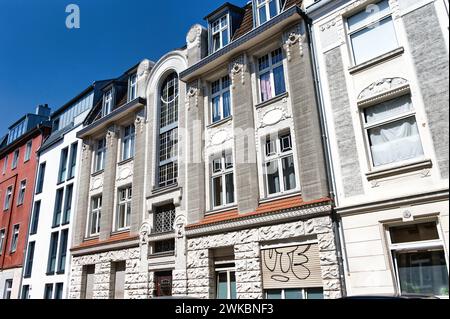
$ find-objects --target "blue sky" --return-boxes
[0,0,247,132]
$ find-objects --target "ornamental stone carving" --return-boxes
[258,102,291,129]
[139,221,151,246]
[358,77,409,100]
[135,116,145,133]
[137,59,152,80]
[230,55,246,89]
[187,24,203,48]
[186,83,199,110]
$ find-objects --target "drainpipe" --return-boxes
[299,8,348,298]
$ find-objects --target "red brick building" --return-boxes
[0,105,51,299]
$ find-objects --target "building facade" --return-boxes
[306,0,449,297]
[0,106,51,299]
[20,83,105,299]
[173,0,343,299]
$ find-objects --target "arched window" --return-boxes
[158,72,179,188]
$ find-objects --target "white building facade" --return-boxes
[306,0,449,297]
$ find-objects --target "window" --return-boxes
[17,180,26,206]
[54,283,64,299]
[154,239,175,254]
[52,118,60,132]
[36,162,46,194]
[24,241,35,278]
[2,155,8,174]
[264,132,297,196]
[153,205,176,234]
[57,229,68,274]
[47,232,59,275]
[347,0,398,65]
[4,186,13,210]
[211,15,229,53]
[388,222,449,297]
[216,264,236,299]
[211,151,235,209]
[3,279,13,299]
[266,288,324,299]
[52,188,64,227]
[363,95,424,168]
[21,285,30,299]
[68,142,78,180]
[113,262,126,299]
[128,74,138,101]
[158,73,179,188]
[10,224,19,253]
[63,184,73,225]
[30,201,41,235]
[102,89,113,117]
[94,138,106,172]
[122,124,135,161]
[116,186,132,231]
[256,0,285,25]
[0,229,5,255]
[258,48,286,102]
[24,141,32,162]
[154,271,173,297]
[82,265,95,299]
[211,76,231,123]
[44,284,53,299]
[89,196,102,236]
[57,147,69,183]
[12,149,19,169]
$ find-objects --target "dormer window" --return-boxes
[211,15,229,53]
[128,74,137,102]
[256,0,286,25]
[102,89,113,117]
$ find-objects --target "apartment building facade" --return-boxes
[173,0,342,299]
[20,83,105,299]
[306,0,449,297]
[0,106,51,299]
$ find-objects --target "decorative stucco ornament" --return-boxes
[285,32,303,61]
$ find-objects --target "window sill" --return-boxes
[84,235,100,241]
[255,92,289,109]
[348,47,405,75]
[207,117,233,129]
[66,176,75,183]
[111,229,131,236]
[118,157,134,166]
[91,170,104,178]
[151,184,179,196]
[366,159,433,181]
[205,204,238,216]
[149,251,175,259]
[259,190,302,204]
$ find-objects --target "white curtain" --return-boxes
[369,117,424,167]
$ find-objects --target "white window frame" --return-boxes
[88,196,102,237]
[17,180,26,206]
[115,186,132,231]
[211,14,230,53]
[12,149,19,169]
[4,186,13,211]
[3,279,13,299]
[211,76,232,124]
[24,141,32,162]
[211,151,235,209]
[362,95,424,170]
[2,155,8,174]
[256,0,285,26]
[215,264,236,299]
[94,138,106,173]
[121,124,136,161]
[0,229,5,255]
[386,221,449,298]
[102,89,113,117]
[263,132,298,197]
[265,288,323,299]
[257,48,286,103]
[128,74,138,102]
[346,0,398,66]
[10,224,20,253]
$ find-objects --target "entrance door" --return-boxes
[155,271,173,297]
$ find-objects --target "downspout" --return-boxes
[299,9,348,298]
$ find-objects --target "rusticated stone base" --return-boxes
[185,215,342,299]
[69,247,150,299]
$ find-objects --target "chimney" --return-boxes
[36,104,51,117]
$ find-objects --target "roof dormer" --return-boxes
[253,0,287,27]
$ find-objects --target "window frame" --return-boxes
[128,73,138,102]
[67,142,78,180]
[52,188,64,228]
[3,279,13,299]
[58,147,69,184]
[2,155,8,174]
[215,264,236,299]
[24,141,32,162]
[210,76,232,124]
[0,228,5,255]
[153,205,176,234]
[94,138,107,173]
[36,162,46,194]
[257,48,287,103]
[17,179,27,206]
[210,151,235,210]
[62,184,73,225]
[47,231,59,275]
[210,14,230,53]
[121,124,136,161]
[4,186,13,211]
[263,132,298,197]
[30,201,41,235]
[115,186,132,231]
[56,229,69,274]
[12,149,19,169]
[10,224,20,253]
[102,89,114,117]
[255,0,285,26]
[361,95,425,170]
[345,0,399,66]
[88,196,102,237]
[24,241,35,278]
[265,288,324,299]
